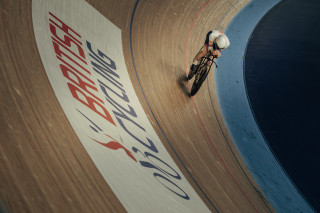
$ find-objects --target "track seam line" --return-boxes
[206,77,273,212]
[184,1,260,212]
[205,0,274,210]
[129,0,219,212]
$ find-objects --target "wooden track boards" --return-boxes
[0,0,274,212]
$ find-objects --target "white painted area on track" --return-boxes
[32,0,210,212]
[215,0,314,212]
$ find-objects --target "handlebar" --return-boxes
[205,52,218,68]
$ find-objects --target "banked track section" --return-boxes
[0,0,274,212]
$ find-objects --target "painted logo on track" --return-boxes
[33,0,210,210]
[48,11,189,199]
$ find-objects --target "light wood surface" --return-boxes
[0,0,274,212]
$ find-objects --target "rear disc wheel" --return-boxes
[190,65,209,96]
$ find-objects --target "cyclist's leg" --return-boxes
[195,45,208,62]
[192,31,211,65]
[189,45,207,78]
[189,31,211,77]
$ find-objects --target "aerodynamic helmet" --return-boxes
[215,34,230,50]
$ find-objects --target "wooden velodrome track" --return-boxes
[0,0,275,212]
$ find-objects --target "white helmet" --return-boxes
[215,34,230,50]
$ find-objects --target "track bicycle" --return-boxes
[187,47,218,96]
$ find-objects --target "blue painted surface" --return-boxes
[214,0,315,212]
[244,0,320,211]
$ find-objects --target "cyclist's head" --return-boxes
[215,35,230,50]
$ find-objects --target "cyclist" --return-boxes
[189,30,230,75]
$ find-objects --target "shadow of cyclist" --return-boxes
[177,74,191,97]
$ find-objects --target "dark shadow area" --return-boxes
[177,74,191,97]
[245,0,320,211]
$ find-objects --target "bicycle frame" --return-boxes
[189,47,218,96]
[193,47,218,74]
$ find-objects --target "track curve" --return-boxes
[0,0,274,212]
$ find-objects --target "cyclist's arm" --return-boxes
[209,49,221,58]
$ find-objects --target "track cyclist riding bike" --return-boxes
[188,30,230,96]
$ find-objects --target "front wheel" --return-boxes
[190,65,209,96]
